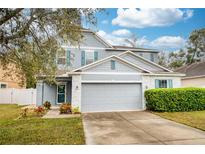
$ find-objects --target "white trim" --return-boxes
[80,72,143,75]
[56,82,67,104]
[73,55,151,73]
[142,73,185,77]
[182,75,205,80]
[81,80,142,83]
[106,48,159,53]
[83,109,145,113]
[61,45,112,50]
[118,50,172,72]
[94,32,114,48]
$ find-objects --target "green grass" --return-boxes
[0,104,22,120]
[153,111,205,131]
[0,104,85,145]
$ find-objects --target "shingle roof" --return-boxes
[106,45,159,53]
[175,61,205,77]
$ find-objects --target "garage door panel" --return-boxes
[81,83,142,112]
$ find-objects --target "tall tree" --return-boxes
[124,34,138,47]
[158,51,168,67]
[168,49,186,69]
[186,28,205,64]
[0,8,100,88]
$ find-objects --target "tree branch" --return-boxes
[0,8,24,26]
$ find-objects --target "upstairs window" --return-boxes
[85,50,94,65]
[57,48,66,65]
[111,60,116,70]
[150,53,155,62]
[81,50,98,66]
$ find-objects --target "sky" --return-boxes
[83,8,205,52]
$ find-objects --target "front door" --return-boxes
[57,83,66,104]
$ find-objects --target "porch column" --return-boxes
[36,80,44,106]
[71,75,82,111]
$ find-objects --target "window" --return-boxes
[159,80,167,88]
[111,60,116,70]
[0,83,7,88]
[150,53,154,62]
[81,50,98,66]
[155,79,173,88]
[85,50,94,65]
[57,83,66,103]
[57,48,66,65]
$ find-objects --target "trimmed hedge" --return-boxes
[145,88,205,112]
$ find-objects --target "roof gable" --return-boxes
[80,30,113,48]
[73,55,151,73]
[118,51,172,72]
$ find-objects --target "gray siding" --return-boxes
[120,54,164,72]
[81,83,142,112]
[80,32,108,48]
[57,31,159,70]
[36,81,71,106]
[36,81,43,106]
[43,83,57,105]
[84,59,142,72]
[82,74,142,81]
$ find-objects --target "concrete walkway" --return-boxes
[83,111,205,145]
[43,109,80,119]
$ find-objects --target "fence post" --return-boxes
[10,88,14,104]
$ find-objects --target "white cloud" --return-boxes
[97,30,186,50]
[101,20,108,24]
[112,8,194,28]
[97,30,148,47]
[97,30,127,46]
[112,29,131,36]
[150,36,186,49]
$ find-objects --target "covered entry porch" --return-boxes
[36,77,72,106]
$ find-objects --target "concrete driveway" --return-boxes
[82,111,205,145]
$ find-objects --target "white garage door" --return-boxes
[81,83,142,112]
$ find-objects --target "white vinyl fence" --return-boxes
[0,88,36,105]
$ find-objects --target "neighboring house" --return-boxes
[175,61,205,88]
[0,63,25,89]
[36,29,184,112]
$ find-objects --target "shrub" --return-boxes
[43,101,51,110]
[72,106,80,114]
[34,106,45,116]
[59,103,72,114]
[145,87,205,112]
[20,108,28,118]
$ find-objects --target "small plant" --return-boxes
[72,106,80,114]
[20,108,28,118]
[34,106,45,116]
[43,101,51,110]
[60,103,71,114]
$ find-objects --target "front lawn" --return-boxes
[154,111,205,131]
[0,104,85,145]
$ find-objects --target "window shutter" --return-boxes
[168,79,173,88]
[94,51,98,61]
[66,49,71,66]
[155,79,159,88]
[81,51,85,66]
[111,60,115,70]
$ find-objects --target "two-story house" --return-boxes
[36,29,184,113]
